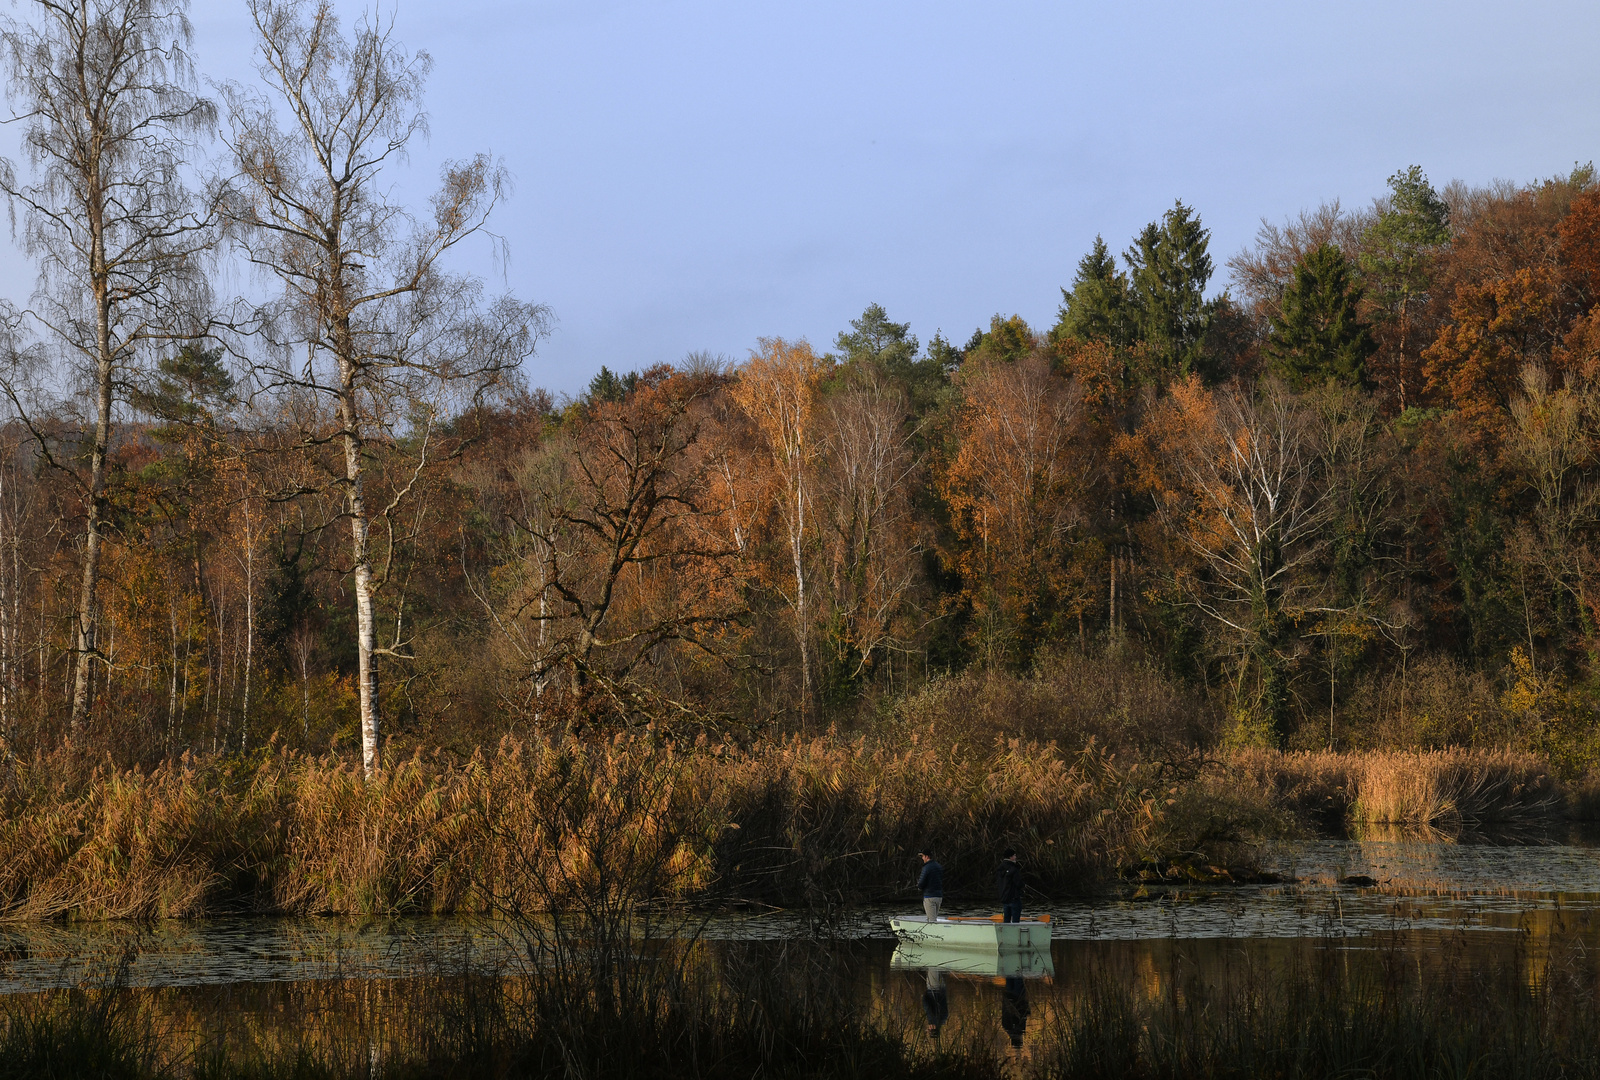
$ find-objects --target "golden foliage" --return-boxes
[938,355,1094,659]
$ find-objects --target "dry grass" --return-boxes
[0,729,1239,920]
[5,733,1577,920]
[897,647,1214,754]
[1229,747,1562,826]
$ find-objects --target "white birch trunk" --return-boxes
[339,364,380,779]
[71,320,114,731]
[240,501,255,754]
[791,470,811,724]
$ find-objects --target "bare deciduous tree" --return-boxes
[469,369,742,727]
[819,372,920,681]
[1155,376,1339,728]
[219,0,545,777]
[1506,364,1600,660]
[0,0,215,730]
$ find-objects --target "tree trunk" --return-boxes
[339,363,380,779]
[0,462,11,738]
[1108,553,1117,635]
[70,301,114,732]
[168,602,180,751]
[791,472,811,726]
[534,548,549,717]
[1396,298,1410,413]
[240,503,255,754]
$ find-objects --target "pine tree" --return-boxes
[135,344,235,430]
[832,303,947,410]
[585,366,638,406]
[1265,243,1375,387]
[833,302,918,370]
[1361,166,1450,410]
[1124,202,1219,378]
[1052,236,1131,345]
[925,332,963,377]
[965,315,1036,366]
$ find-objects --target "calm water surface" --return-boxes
[7,833,1600,1056]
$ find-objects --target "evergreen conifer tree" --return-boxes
[134,344,235,430]
[965,315,1036,365]
[1124,202,1218,378]
[833,303,946,409]
[834,303,918,370]
[1360,165,1450,409]
[1053,235,1131,345]
[585,365,637,406]
[1265,243,1375,387]
[925,331,963,377]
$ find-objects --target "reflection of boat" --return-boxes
[891,942,1054,978]
[889,914,1051,950]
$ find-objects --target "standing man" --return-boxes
[917,846,944,921]
[997,847,1023,923]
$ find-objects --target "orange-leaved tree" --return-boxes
[1423,173,1594,449]
[472,366,743,727]
[1423,267,1561,447]
[939,353,1093,667]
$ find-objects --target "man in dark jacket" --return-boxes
[996,847,1023,922]
[917,846,944,920]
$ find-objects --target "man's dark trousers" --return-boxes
[1002,902,1022,923]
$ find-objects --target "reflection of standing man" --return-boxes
[996,847,1023,923]
[918,846,944,921]
[1000,975,1029,1049]
[922,967,949,1040]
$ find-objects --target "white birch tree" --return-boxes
[219,0,544,778]
[730,338,826,725]
[0,0,215,731]
[1156,376,1340,730]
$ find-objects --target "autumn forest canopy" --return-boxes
[2,0,1600,777]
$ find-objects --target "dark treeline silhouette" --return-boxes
[0,1,1598,775]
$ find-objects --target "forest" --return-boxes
[1,0,1599,790]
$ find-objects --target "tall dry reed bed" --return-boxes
[1227,747,1563,827]
[4,736,1584,920]
[0,731,1245,920]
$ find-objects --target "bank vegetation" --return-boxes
[0,1,1599,928]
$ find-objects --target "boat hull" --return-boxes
[889,915,1051,950]
[890,942,1054,977]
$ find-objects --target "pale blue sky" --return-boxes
[7,0,1600,395]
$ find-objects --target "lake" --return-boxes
[6,829,1600,1060]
